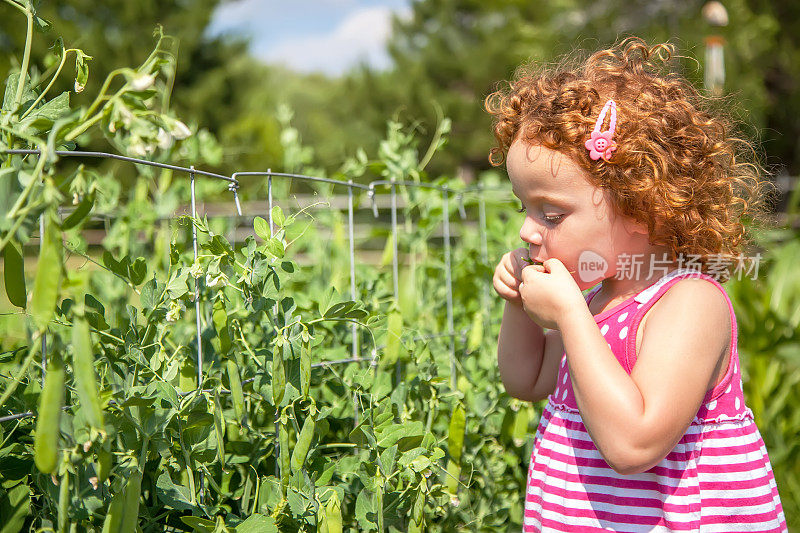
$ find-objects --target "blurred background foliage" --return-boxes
[2,0,799,189]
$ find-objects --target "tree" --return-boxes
[0,0,285,183]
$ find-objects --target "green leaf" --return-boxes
[129,257,147,286]
[355,489,377,531]
[180,517,216,533]
[254,216,271,241]
[74,50,93,93]
[25,91,70,123]
[235,514,277,533]
[271,205,285,228]
[265,237,284,259]
[155,471,196,512]
[31,213,63,331]
[3,239,27,308]
[33,15,52,33]
[140,277,159,312]
[3,73,36,113]
[0,480,30,533]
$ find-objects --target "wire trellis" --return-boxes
[0,148,514,499]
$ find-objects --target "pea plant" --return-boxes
[0,4,535,532]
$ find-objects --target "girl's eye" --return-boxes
[517,202,563,223]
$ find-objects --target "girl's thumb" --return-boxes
[543,258,562,273]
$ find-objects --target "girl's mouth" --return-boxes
[522,256,577,274]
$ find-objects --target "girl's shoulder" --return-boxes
[639,272,733,326]
[634,273,734,390]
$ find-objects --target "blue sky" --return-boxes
[206,0,412,76]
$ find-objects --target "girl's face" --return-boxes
[506,139,648,290]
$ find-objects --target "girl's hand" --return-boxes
[519,258,586,330]
[493,247,545,303]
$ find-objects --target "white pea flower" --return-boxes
[88,476,99,491]
[166,301,183,323]
[188,261,203,279]
[119,105,134,127]
[131,73,155,91]
[129,140,147,157]
[157,128,173,150]
[205,272,228,289]
[170,119,192,140]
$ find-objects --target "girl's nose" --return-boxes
[520,217,543,245]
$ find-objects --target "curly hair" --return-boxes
[484,37,779,281]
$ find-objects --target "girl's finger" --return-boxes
[494,283,519,300]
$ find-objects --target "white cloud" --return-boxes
[254,6,410,75]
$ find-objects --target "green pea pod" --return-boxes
[120,469,142,533]
[62,189,95,229]
[31,212,63,332]
[445,459,461,497]
[95,446,113,482]
[278,416,290,495]
[290,415,315,473]
[300,338,310,398]
[412,487,425,526]
[58,470,70,533]
[467,310,483,353]
[325,491,342,533]
[511,404,531,448]
[213,389,226,467]
[226,359,244,424]
[72,315,104,430]
[382,309,403,366]
[3,238,27,309]
[212,298,231,354]
[317,500,329,533]
[447,403,466,465]
[446,403,466,495]
[272,344,285,407]
[398,265,416,318]
[101,484,125,533]
[34,353,64,474]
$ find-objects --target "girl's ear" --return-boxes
[620,214,649,237]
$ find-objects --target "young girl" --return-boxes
[486,39,787,532]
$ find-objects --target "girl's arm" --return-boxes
[497,299,547,401]
[557,279,731,475]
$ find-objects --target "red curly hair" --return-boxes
[484,37,779,281]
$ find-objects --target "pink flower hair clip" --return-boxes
[584,99,618,161]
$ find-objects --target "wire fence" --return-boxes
[0,148,513,426]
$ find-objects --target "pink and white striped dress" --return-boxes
[523,268,787,532]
